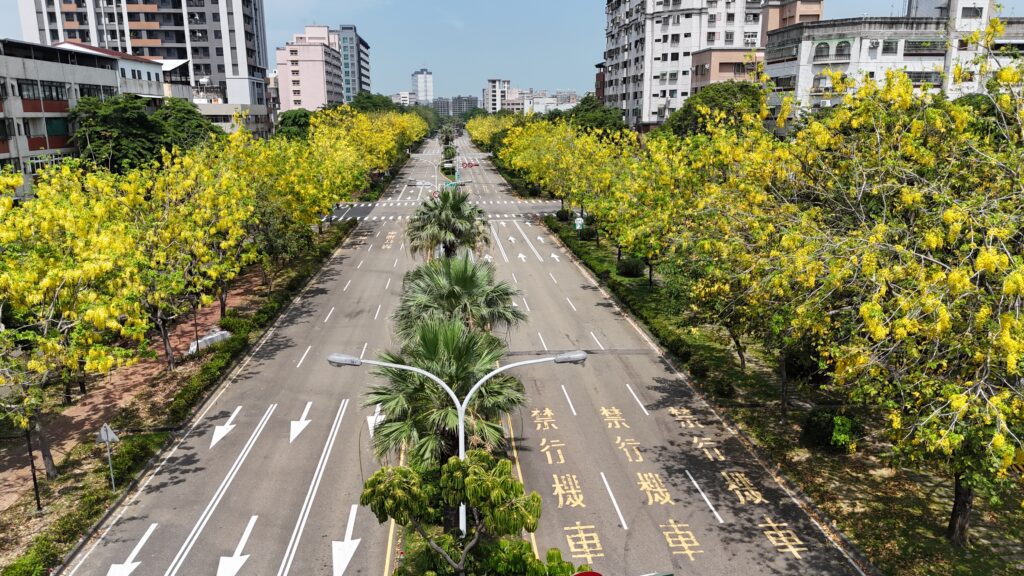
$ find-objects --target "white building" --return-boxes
[274,25,345,113]
[523,96,576,115]
[483,78,510,113]
[411,68,433,104]
[764,0,1004,115]
[53,41,191,100]
[391,91,412,106]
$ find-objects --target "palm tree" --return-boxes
[393,255,526,341]
[407,188,489,260]
[363,318,525,467]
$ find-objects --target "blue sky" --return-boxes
[3,0,1023,97]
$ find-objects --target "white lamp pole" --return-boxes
[327,350,587,535]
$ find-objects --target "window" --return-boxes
[293,99,301,105]
[79,83,105,98]
[725,31,734,45]
[146,71,152,81]
[882,40,898,54]
[45,117,69,136]
[904,40,945,55]
[906,71,942,85]
[707,32,716,43]
[670,52,679,61]
[120,68,126,78]
[814,42,831,61]
[668,89,677,98]
[835,41,851,59]
[289,49,298,56]
[962,6,983,18]
[291,80,300,86]
[37,81,66,100]
[291,69,299,75]
[670,33,679,43]
[726,13,734,23]
[292,89,300,95]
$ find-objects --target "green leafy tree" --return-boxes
[348,91,400,113]
[407,188,490,260]
[69,95,165,171]
[410,105,442,132]
[393,255,525,341]
[364,319,524,467]
[152,97,222,149]
[276,108,313,139]
[661,80,763,137]
[560,94,625,132]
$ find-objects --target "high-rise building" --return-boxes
[275,25,345,113]
[483,79,510,113]
[451,95,479,117]
[411,68,433,103]
[432,97,451,116]
[17,0,271,134]
[336,25,370,101]
[602,0,822,129]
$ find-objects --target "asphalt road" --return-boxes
[63,135,862,576]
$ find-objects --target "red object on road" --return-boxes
[575,572,602,576]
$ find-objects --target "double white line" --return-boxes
[164,404,277,576]
[277,398,350,575]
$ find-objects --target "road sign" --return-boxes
[574,217,584,231]
[97,423,119,490]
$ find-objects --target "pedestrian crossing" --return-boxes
[345,199,559,208]
[340,214,551,221]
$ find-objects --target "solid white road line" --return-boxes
[385,277,391,290]
[625,383,650,416]
[489,224,509,263]
[374,304,382,320]
[357,260,364,269]
[549,272,558,285]
[600,472,629,530]
[686,469,724,523]
[566,297,577,312]
[164,405,277,576]
[360,342,368,360]
[324,307,335,323]
[338,208,351,222]
[521,297,531,312]
[393,258,398,268]
[590,331,605,351]
[538,332,548,351]
[367,244,373,253]
[514,221,543,262]
[343,280,351,292]
[511,272,518,285]
[376,231,381,238]
[277,399,350,576]
[296,345,312,368]
[560,384,577,416]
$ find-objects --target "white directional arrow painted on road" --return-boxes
[217,515,258,576]
[537,236,546,244]
[482,254,494,263]
[500,221,507,227]
[106,523,157,576]
[551,253,560,262]
[289,401,312,443]
[210,406,241,449]
[518,253,527,262]
[508,236,516,244]
[366,404,385,438]
[332,505,362,576]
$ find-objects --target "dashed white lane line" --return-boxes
[590,331,605,351]
[367,243,373,252]
[566,297,577,312]
[625,383,651,416]
[385,277,391,290]
[560,384,577,416]
[549,272,558,285]
[296,345,312,368]
[343,279,351,292]
[374,304,382,320]
[393,258,398,268]
[511,272,518,284]
[686,470,724,524]
[538,332,548,351]
[360,342,368,360]
[521,297,531,312]
[324,307,335,323]
[376,230,381,238]
[357,260,364,269]
[600,472,629,530]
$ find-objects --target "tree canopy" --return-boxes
[660,80,764,137]
[276,108,313,139]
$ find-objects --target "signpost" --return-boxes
[97,423,119,490]
[574,216,584,231]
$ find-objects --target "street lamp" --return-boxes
[327,350,587,535]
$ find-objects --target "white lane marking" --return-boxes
[549,272,558,285]
[338,208,351,221]
[600,472,629,530]
[566,297,577,312]
[106,522,158,575]
[625,383,651,416]
[343,280,352,292]
[164,405,277,576]
[521,297,531,312]
[324,307,335,323]
[560,385,577,416]
[367,244,373,252]
[399,243,404,251]
[538,332,548,351]
[219,515,259,575]
[296,345,312,368]
[514,220,543,262]
[489,224,509,263]
[393,258,398,268]
[686,470,724,524]
[385,277,391,290]
[289,401,313,443]
[590,331,605,351]
[511,272,518,284]
[360,342,368,360]
[277,400,350,576]
[357,260,364,269]
[374,304,382,320]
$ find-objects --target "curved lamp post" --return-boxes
[327,350,587,535]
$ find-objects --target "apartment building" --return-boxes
[54,41,191,99]
[764,0,1008,113]
[390,91,412,106]
[411,68,433,103]
[483,78,510,113]
[451,95,478,116]
[0,39,120,195]
[275,25,345,113]
[432,96,450,116]
[335,25,370,100]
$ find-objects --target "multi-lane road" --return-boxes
[63,135,864,576]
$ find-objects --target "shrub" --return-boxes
[801,407,861,453]
[705,377,736,399]
[688,356,711,380]
[583,214,597,226]
[555,209,572,222]
[579,227,598,241]
[617,257,645,278]
[110,433,168,486]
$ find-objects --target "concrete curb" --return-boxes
[541,217,882,576]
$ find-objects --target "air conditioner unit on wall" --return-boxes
[868,39,880,48]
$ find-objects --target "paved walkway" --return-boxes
[0,273,262,513]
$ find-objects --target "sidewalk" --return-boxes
[0,272,263,513]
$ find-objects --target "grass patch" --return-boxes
[543,216,1024,576]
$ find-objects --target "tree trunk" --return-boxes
[158,316,175,371]
[193,300,200,344]
[779,353,789,422]
[219,281,228,318]
[946,473,973,547]
[730,329,746,372]
[33,418,58,480]
[617,245,622,261]
[648,260,655,287]
[63,376,72,406]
